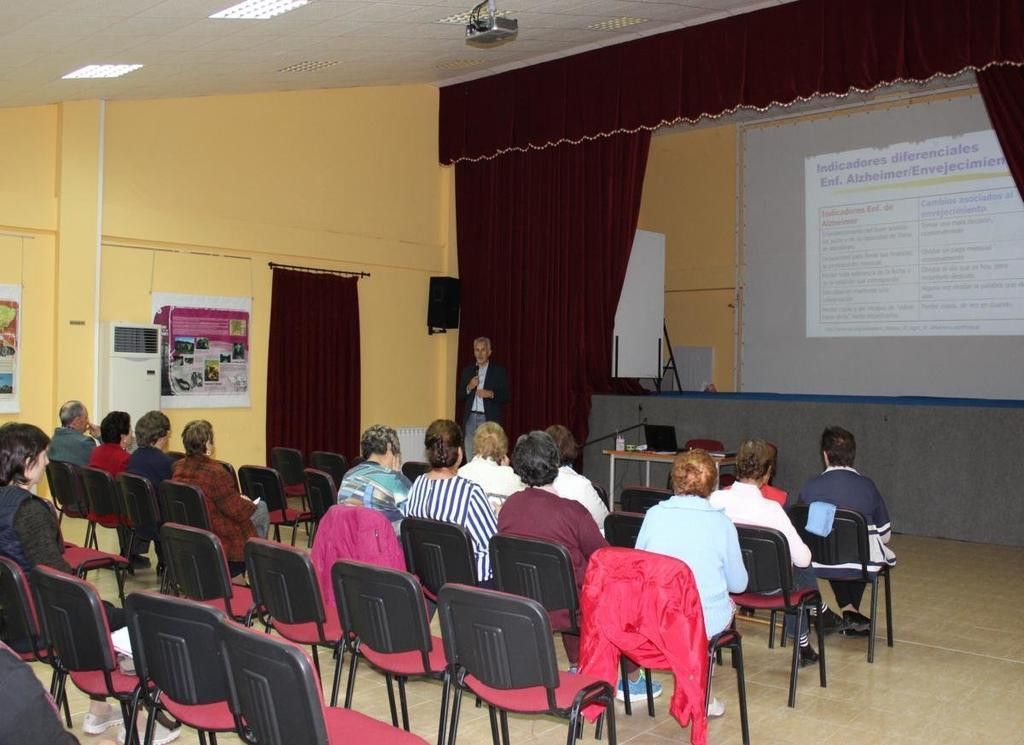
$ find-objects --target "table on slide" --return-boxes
[601,449,736,511]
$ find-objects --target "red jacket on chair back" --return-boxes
[310,505,405,607]
[579,546,709,745]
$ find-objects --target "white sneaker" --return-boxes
[117,721,182,745]
[707,696,726,718]
[83,706,122,734]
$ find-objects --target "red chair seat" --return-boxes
[70,667,138,697]
[284,483,306,497]
[464,671,606,714]
[731,587,819,610]
[360,636,447,675]
[86,511,125,528]
[274,606,345,645]
[199,584,255,620]
[270,507,312,524]
[324,706,427,744]
[64,544,130,570]
[162,696,236,732]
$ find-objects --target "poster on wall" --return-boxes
[0,285,20,413]
[151,293,251,408]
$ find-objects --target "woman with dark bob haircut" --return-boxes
[498,432,613,680]
[0,422,139,737]
[404,419,498,583]
[88,410,132,477]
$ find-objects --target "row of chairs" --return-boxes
[0,554,429,745]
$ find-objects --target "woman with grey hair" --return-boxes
[497,431,621,681]
[337,424,411,526]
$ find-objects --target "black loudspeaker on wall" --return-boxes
[427,276,460,334]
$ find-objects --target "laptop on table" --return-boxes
[643,424,679,453]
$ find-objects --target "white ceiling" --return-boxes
[0,0,796,108]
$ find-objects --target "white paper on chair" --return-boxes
[111,627,133,658]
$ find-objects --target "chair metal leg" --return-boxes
[329,643,345,707]
[210,734,218,745]
[385,674,399,727]
[487,706,500,745]
[437,668,451,745]
[499,709,510,745]
[604,697,617,745]
[311,645,321,687]
[787,607,802,707]
[732,638,750,745]
[815,601,827,689]
[868,575,880,663]
[884,569,894,648]
[618,656,631,715]
[290,520,299,547]
[198,732,209,745]
[398,676,410,730]
[644,669,654,717]
[344,650,360,708]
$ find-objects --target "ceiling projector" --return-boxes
[465,0,518,46]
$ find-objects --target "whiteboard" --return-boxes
[612,230,666,377]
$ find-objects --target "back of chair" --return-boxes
[31,565,115,674]
[310,452,347,488]
[270,447,305,490]
[788,504,871,581]
[400,517,477,596]
[244,538,325,626]
[116,472,161,531]
[45,461,88,519]
[303,468,336,525]
[619,486,671,514]
[126,591,229,706]
[332,560,432,661]
[158,480,211,530]
[438,584,559,697]
[734,525,796,602]
[401,461,430,482]
[80,465,124,524]
[591,481,609,511]
[160,523,234,603]
[238,465,288,514]
[603,511,645,548]
[685,439,725,452]
[489,534,579,631]
[0,556,42,653]
[219,618,330,745]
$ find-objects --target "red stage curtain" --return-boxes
[978,64,1024,197]
[455,130,651,441]
[440,0,1024,163]
[266,269,361,461]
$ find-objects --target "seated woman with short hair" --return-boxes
[338,424,411,526]
[457,421,524,512]
[171,420,269,575]
[636,449,748,718]
[87,410,132,476]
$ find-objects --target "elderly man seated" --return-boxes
[47,400,98,466]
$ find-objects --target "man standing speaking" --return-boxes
[458,336,510,459]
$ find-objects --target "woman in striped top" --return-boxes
[405,419,497,583]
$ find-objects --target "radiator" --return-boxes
[395,426,427,463]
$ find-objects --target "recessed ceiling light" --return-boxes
[277,60,339,73]
[437,9,513,24]
[210,0,309,20]
[62,64,144,79]
[587,16,648,30]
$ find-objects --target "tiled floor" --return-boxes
[31,521,1024,744]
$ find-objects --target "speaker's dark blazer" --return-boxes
[457,362,510,425]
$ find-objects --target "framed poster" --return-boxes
[152,293,251,408]
[0,285,20,413]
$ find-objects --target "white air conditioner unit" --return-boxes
[98,322,162,430]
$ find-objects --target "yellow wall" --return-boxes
[0,85,454,469]
[637,124,738,390]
